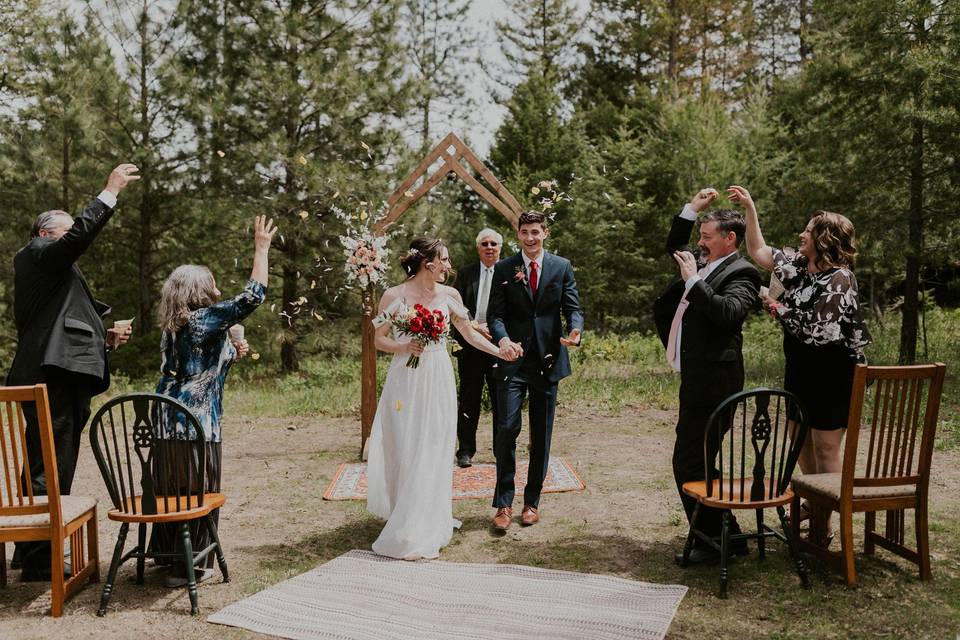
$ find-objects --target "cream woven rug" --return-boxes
[208,550,686,640]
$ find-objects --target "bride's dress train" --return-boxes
[366,296,467,560]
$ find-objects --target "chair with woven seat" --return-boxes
[680,388,811,598]
[88,392,228,616]
[791,362,946,586]
[0,384,99,616]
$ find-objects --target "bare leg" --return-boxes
[809,428,845,539]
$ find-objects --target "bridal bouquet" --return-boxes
[392,303,446,368]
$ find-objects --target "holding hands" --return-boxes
[498,338,522,362]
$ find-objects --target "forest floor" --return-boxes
[2,397,959,639]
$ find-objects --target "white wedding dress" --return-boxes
[366,294,467,560]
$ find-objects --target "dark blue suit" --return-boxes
[487,251,583,508]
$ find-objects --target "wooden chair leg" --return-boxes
[136,524,147,585]
[756,509,766,560]
[180,523,199,615]
[679,503,701,568]
[1,542,6,588]
[916,498,931,580]
[204,514,229,582]
[98,523,130,617]
[51,532,65,617]
[839,506,856,586]
[719,511,731,599]
[864,512,876,556]
[778,506,810,589]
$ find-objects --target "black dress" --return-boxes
[772,250,871,431]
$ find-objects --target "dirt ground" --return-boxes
[1,403,959,639]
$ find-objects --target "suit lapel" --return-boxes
[466,263,480,313]
[704,253,739,286]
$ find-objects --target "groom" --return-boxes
[487,210,583,531]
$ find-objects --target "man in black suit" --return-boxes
[653,188,761,565]
[452,227,503,468]
[7,163,139,580]
[487,211,583,531]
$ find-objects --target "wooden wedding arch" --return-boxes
[359,132,523,456]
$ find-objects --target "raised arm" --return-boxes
[727,185,773,271]
[667,188,718,255]
[36,164,140,271]
[250,215,276,286]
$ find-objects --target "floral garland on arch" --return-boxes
[335,202,392,290]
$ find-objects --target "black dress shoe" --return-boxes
[675,548,720,566]
[456,453,472,468]
[675,545,748,566]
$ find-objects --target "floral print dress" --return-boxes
[772,250,871,429]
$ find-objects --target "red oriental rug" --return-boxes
[322,458,586,501]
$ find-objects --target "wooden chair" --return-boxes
[681,388,811,598]
[0,384,99,616]
[791,363,947,586]
[88,392,228,616]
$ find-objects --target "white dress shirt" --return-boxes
[97,190,117,209]
[475,263,495,323]
[671,203,737,371]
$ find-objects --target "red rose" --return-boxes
[409,318,423,333]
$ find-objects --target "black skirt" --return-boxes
[783,331,857,431]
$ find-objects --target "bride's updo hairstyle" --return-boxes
[400,235,446,278]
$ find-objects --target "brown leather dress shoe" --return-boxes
[521,505,539,526]
[493,507,513,531]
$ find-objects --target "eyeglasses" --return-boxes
[479,241,499,247]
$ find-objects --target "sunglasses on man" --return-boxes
[480,241,499,247]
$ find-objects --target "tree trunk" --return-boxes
[798,0,811,61]
[899,53,926,363]
[668,0,679,81]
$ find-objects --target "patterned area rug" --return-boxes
[322,457,585,501]
[208,550,687,640]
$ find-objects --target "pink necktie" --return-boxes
[665,294,689,369]
[666,267,707,369]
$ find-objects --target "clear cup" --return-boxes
[229,324,245,342]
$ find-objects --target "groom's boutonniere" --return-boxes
[514,265,527,284]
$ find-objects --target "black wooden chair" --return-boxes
[680,388,811,598]
[88,393,228,616]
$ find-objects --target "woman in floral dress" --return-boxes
[150,215,276,585]
[729,186,871,537]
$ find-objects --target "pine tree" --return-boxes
[494,0,582,84]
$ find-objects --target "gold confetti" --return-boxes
[531,186,540,195]
[298,154,307,165]
[312,310,323,320]
[395,400,403,411]
[216,150,225,158]
[296,296,308,305]
[298,210,309,220]
[332,191,340,199]
[310,280,316,289]
[404,190,414,198]
[360,141,370,151]
[359,210,368,221]
[250,353,260,361]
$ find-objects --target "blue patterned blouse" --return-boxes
[155,279,266,442]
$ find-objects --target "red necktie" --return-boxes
[529,261,538,297]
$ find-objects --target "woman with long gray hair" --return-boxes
[150,215,276,586]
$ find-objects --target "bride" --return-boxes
[366,235,512,560]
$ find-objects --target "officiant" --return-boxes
[451,228,503,468]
